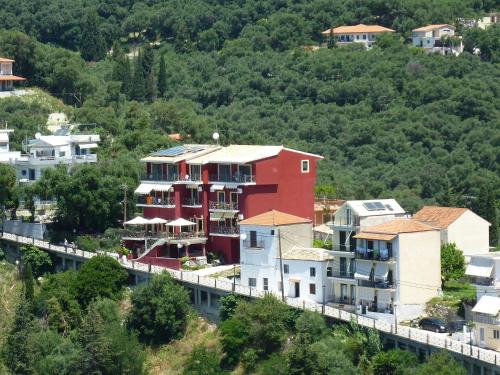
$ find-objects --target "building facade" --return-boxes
[322,24,395,48]
[412,24,463,55]
[413,206,490,255]
[352,219,442,321]
[472,296,500,351]
[0,128,21,162]
[125,144,322,268]
[239,210,333,304]
[0,57,25,92]
[12,133,100,182]
[466,253,500,299]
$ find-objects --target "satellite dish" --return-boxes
[35,132,41,139]
[212,132,220,141]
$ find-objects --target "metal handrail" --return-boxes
[209,173,255,183]
[183,198,201,206]
[209,201,238,210]
[210,225,239,235]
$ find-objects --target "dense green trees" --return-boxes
[21,245,53,278]
[127,272,190,345]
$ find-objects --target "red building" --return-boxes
[123,144,322,268]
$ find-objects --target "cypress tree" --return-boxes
[327,29,336,49]
[112,42,132,95]
[130,55,146,101]
[157,54,167,97]
[80,11,107,62]
[477,184,498,246]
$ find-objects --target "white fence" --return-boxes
[2,231,499,366]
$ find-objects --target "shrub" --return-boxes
[21,244,53,277]
[183,344,223,375]
[372,349,418,375]
[76,235,100,252]
[219,293,241,321]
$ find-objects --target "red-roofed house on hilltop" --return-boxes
[321,24,395,48]
[412,24,463,55]
[123,144,323,269]
[0,57,26,92]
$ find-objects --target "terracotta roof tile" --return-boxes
[280,246,334,261]
[0,57,14,62]
[413,206,468,229]
[355,218,436,237]
[239,210,311,226]
[412,24,454,32]
[322,24,395,35]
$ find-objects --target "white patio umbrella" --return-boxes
[148,217,168,224]
[167,218,196,227]
[124,216,151,225]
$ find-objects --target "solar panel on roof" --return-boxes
[373,202,386,210]
[152,146,187,157]
[385,204,394,211]
[363,202,386,211]
[363,202,377,210]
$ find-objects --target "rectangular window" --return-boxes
[363,34,367,40]
[301,160,310,173]
[218,164,231,181]
[326,267,333,277]
[217,191,225,204]
[310,267,316,277]
[284,264,289,274]
[263,278,268,291]
[249,278,256,287]
[167,164,178,180]
[189,164,201,180]
[367,240,374,250]
[494,330,500,339]
[309,284,316,295]
[250,231,257,248]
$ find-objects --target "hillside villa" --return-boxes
[412,24,463,55]
[321,24,395,48]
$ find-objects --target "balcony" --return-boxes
[243,238,265,249]
[182,198,202,207]
[331,244,356,255]
[332,216,360,228]
[358,279,394,289]
[122,230,160,240]
[136,196,175,208]
[176,173,202,184]
[355,248,394,262]
[15,154,97,165]
[473,313,500,326]
[209,173,255,184]
[164,231,207,244]
[209,201,239,211]
[141,172,179,182]
[209,225,240,237]
[329,271,355,280]
[470,276,495,286]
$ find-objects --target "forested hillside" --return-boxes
[0,0,499,215]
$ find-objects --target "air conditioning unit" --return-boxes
[238,214,244,220]
[237,188,243,194]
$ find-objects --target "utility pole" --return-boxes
[277,228,285,302]
[121,184,128,223]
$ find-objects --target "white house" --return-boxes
[12,133,100,182]
[413,206,490,256]
[412,24,463,55]
[0,128,21,162]
[466,252,500,299]
[321,24,395,49]
[472,296,500,351]
[239,210,333,304]
[352,218,441,321]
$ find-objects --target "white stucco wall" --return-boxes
[446,210,490,255]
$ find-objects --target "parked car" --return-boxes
[418,318,448,333]
[447,320,466,333]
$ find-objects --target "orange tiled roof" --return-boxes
[354,232,396,241]
[355,218,436,236]
[413,206,468,229]
[239,210,311,226]
[0,75,26,81]
[322,24,395,35]
[0,57,14,62]
[412,24,454,32]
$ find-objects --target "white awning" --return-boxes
[358,287,375,301]
[167,218,196,227]
[288,277,301,282]
[354,261,372,280]
[152,184,172,192]
[124,216,150,225]
[134,183,172,195]
[374,263,389,280]
[472,296,500,316]
[79,143,98,149]
[210,184,225,192]
[186,183,200,189]
[465,257,494,278]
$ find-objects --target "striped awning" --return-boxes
[374,263,389,280]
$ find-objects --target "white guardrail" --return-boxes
[2,232,499,366]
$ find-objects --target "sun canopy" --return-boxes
[134,183,172,195]
[354,261,372,280]
[149,217,167,224]
[210,184,225,192]
[124,216,150,225]
[465,257,494,278]
[357,287,375,301]
[79,143,98,149]
[472,296,500,316]
[167,218,196,227]
[374,263,389,280]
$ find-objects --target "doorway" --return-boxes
[294,282,300,298]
